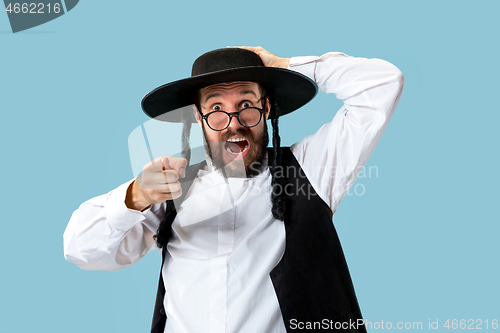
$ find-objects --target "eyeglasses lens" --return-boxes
[206,111,228,131]
[239,108,261,127]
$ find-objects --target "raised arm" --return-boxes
[289,52,404,212]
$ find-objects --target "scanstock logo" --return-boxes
[4,0,79,33]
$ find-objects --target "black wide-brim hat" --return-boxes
[141,48,318,122]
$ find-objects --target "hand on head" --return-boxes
[126,156,188,211]
[227,46,290,69]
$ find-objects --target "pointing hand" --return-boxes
[126,156,188,211]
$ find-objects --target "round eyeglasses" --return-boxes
[197,104,266,131]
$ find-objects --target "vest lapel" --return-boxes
[269,147,366,332]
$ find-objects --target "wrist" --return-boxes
[280,58,290,69]
[125,180,152,211]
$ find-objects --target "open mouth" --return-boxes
[225,137,249,155]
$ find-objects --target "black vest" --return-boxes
[151,148,366,333]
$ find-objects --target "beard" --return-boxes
[202,122,269,178]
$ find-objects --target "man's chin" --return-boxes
[215,153,242,177]
[215,148,266,178]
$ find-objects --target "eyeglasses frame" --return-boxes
[196,97,267,132]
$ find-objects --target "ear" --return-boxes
[193,105,203,128]
[264,96,271,120]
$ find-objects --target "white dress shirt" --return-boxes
[64,52,404,333]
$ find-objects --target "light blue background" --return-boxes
[1,1,499,332]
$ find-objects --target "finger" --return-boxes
[143,170,179,187]
[228,46,262,53]
[156,182,182,197]
[161,157,170,170]
[163,169,180,183]
[166,156,187,178]
[139,180,180,191]
[136,169,176,189]
[228,46,254,50]
[141,156,167,175]
[149,187,182,203]
[165,181,181,193]
[165,188,183,201]
[141,178,182,194]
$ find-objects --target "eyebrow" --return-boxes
[203,90,259,104]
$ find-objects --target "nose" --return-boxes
[226,109,243,130]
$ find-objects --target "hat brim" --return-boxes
[141,66,318,122]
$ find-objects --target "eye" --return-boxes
[241,101,252,109]
[211,104,223,111]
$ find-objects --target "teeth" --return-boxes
[226,143,249,155]
[226,146,236,155]
[226,137,246,142]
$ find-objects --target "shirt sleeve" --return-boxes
[63,179,165,270]
[289,52,405,213]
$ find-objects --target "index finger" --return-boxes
[164,156,187,178]
[227,46,259,52]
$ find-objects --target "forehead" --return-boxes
[199,81,261,102]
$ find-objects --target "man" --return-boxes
[64,46,404,332]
